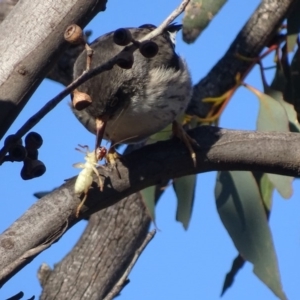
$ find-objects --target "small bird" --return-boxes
[71,24,193,162]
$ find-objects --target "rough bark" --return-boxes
[39,193,151,300]
[0,0,18,23]
[0,0,107,140]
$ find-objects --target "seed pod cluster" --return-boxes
[4,132,46,180]
[22,132,46,180]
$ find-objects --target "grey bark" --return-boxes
[0,0,107,140]
[39,193,151,300]
[0,0,18,23]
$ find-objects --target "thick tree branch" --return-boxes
[186,0,299,117]
[0,0,18,23]
[0,0,107,140]
[102,230,156,300]
[0,0,86,87]
[39,193,151,300]
[0,126,300,287]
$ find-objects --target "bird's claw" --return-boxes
[172,120,199,167]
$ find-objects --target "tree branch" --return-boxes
[103,230,156,300]
[1,126,300,287]
[186,0,299,117]
[0,0,107,140]
[0,0,82,87]
[0,0,18,23]
[39,193,152,300]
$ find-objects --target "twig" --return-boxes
[140,0,189,42]
[103,229,156,300]
[0,0,190,163]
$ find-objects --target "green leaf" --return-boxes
[141,183,167,224]
[266,173,293,199]
[182,0,227,44]
[147,123,172,144]
[249,86,294,198]
[215,171,287,300]
[287,34,298,54]
[141,186,157,222]
[259,89,295,198]
[265,87,300,133]
[256,172,274,214]
[173,174,197,229]
[250,87,289,132]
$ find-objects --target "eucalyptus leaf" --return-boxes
[249,85,294,198]
[173,174,197,230]
[252,88,289,132]
[265,87,300,133]
[215,171,287,300]
[182,0,227,44]
[147,123,172,144]
[266,173,293,199]
[141,186,157,223]
[256,172,274,213]
[141,183,167,224]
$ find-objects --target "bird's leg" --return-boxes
[106,143,122,178]
[172,120,198,167]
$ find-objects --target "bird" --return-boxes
[71,23,194,164]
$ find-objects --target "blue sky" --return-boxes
[1,0,300,299]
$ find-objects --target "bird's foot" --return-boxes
[106,147,123,178]
[172,120,199,167]
[106,148,121,165]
